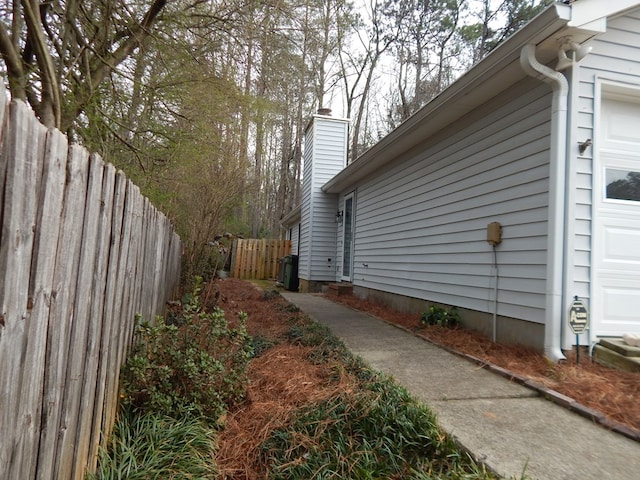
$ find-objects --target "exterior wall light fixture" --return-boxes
[335,210,344,224]
[578,138,592,154]
[555,37,592,71]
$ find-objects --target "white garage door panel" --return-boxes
[593,91,640,337]
[599,280,640,336]
[604,101,640,150]
[602,225,640,264]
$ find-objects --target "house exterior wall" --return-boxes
[298,115,349,290]
[299,129,312,280]
[339,79,554,334]
[560,7,640,343]
[566,8,640,302]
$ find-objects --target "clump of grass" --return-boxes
[262,289,281,301]
[284,320,348,364]
[250,334,278,358]
[260,371,495,479]
[276,302,301,314]
[89,408,216,479]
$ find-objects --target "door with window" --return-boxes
[592,87,640,337]
[341,193,354,282]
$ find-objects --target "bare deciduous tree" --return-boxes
[0,0,171,131]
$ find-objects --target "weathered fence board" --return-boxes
[0,90,182,480]
[74,160,115,479]
[102,177,135,443]
[0,99,46,480]
[57,148,101,480]
[231,238,291,280]
[37,143,89,480]
[89,170,125,470]
[19,128,67,480]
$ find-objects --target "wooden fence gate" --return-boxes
[231,239,290,280]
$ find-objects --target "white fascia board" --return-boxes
[568,0,640,28]
[322,4,573,194]
[280,204,301,227]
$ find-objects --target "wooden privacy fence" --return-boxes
[0,88,182,480]
[231,238,291,279]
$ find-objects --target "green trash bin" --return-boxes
[283,255,299,291]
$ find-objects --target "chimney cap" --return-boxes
[317,108,332,116]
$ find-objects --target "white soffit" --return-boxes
[568,0,640,28]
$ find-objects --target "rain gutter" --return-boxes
[520,44,567,362]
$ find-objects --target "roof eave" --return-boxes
[280,204,301,227]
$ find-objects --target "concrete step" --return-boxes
[599,338,640,357]
[326,282,353,295]
[594,338,640,373]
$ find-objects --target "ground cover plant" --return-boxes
[93,277,252,478]
[212,279,500,479]
[260,379,490,480]
[87,409,217,480]
[96,278,505,479]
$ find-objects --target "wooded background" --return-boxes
[0,0,551,278]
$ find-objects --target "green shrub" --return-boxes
[89,408,216,479]
[121,277,253,423]
[420,305,461,328]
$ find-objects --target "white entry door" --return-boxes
[341,194,354,281]
[592,88,640,337]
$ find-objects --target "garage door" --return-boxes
[592,89,640,337]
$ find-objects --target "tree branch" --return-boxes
[61,0,168,130]
[0,21,26,100]
[21,0,61,127]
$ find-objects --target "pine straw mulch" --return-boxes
[214,344,357,479]
[324,291,640,435]
[202,278,639,479]
[207,279,358,480]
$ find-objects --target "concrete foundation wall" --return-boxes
[352,285,545,351]
[298,278,326,293]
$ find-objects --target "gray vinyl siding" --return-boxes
[348,80,552,323]
[568,8,640,301]
[299,116,348,282]
[299,130,313,279]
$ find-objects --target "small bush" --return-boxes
[121,277,253,423]
[420,305,461,328]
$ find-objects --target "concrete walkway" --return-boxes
[280,292,639,480]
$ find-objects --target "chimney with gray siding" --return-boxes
[297,110,349,292]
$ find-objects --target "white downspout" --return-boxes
[520,44,567,362]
